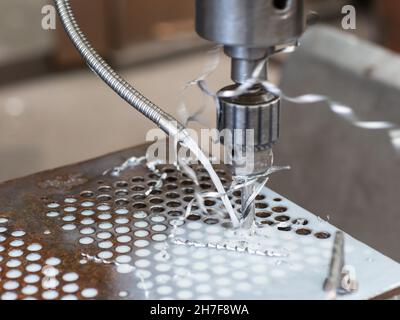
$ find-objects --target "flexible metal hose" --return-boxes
[54,0,184,135]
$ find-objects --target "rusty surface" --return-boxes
[0,145,150,300]
[0,144,398,300]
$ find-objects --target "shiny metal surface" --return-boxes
[218,85,280,152]
[195,0,304,48]
[195,0,305,83]
[0,144,400,300]
[195,0,304,223]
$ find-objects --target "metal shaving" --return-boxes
[171,237,288,258]
[178,45,223,127]
[182,46,400,153]
[103,156,146,177]
[81,253,120,266]
[216,50,400,152]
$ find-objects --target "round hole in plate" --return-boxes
[169,219,184,227]
[233,190,241,197]
[47,202,60,209]
[133,211,147,219]
[165,183,178,190]
[206,208,217,216]
[166,176,178,183]
[183,196,194,203]
[150,189,162,195]
[221,222,233,229]
[256,194,266,201]
[97,194,112,202]
[81,201,94,208]
[133,230,149,238]
[181,180,194,186]
[79,237,94,245]
[149,197,164,204]
[133,203,147,209]
[275,215,290,222]
[272,206,287,213]
[115,208,129,214]
[204,218,219,225]
[278,225,292,232]
[116,217,130,224]
[115,189,129,197]
[0,217,9,224]
[261,220,275,226]
[148,173,159,179]
[132,185,145,192]
[147,181,157,187]
[197,167,207,173]
[62,224,76,231]
[255,203,268,209]
[150,215,166,223]
[81,288,98,299]
[162,167,176,174]
[80,191,94,198]
[315,232,331,239]
[296,228,312,236]
[166,192,179,199]
[98,185,112,193]
[46,257,61,266]
[132,194,146,201]
[65,198,77,204]
[256,212,272,218]
[147,181,158,187]
[182,188,195,194]
[115,198,129,206]
[151,206,165,213]
[187,214,201,221]
[97,204,111,211]
[204,200,216,207]
[152,233,167,242]
[46,211,59,218]
[132,176,144,183]
[215,168,226,175]
[200,183,212,190]
[152,224,167,232]
[12,230,26,237]
[166,201,181,208]
[115,181,128,188]
[81,209,95,216]
[273,0,291,12]
[168,210,183,217]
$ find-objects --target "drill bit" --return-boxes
[241,184,256,229]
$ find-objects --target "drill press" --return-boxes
[195,0,305,226]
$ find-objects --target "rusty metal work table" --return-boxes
[0,144,400,300]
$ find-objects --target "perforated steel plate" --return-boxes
[0,145,400,300]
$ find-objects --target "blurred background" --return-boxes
[1,0,400,259]
[2,0,399,183]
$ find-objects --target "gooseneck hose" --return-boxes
[54,0,240,226]
[54,0,184,135]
